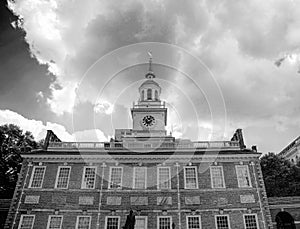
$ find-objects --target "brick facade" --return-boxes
[5,150,273,229]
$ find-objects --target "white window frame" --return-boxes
[76,215,91,229]
[109,167,123,189]
[55,166,71,189]
[133,167,147,189]
[157,216,172,229]
[235,165,252,188]
[29,166,46,188]
[47,215,63,229]
[243,214,259,229]
[81,166,97,189]
[135,216,148,229]
[215,215,231,229]
[105,216,120,229]
[18,214,35,229]
[186,215,201,229]
[210,166,226,188]
[157,167,171,190]
[184,166,198,189]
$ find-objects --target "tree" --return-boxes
[0,124,38,198]
[260,152,300,197]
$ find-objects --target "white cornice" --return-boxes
[22,153,260,163]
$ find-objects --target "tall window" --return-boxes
[135,216,147,229]
[76,216,91,229]
[157,167,171,189]
[155,90,158,100]
[18,215,35,229]
[55,166,71,189]
[47,216,63,229]
[236,165,251,188]
[141,90,145,101]
[158,216,172,229]
[147,89,152,100]
[243,214,259,229]
[133,167,146,189]
[184,167,198,189]
[109,167,123,189]
[215,215,230,229]
[82,166,96,189]
[187,216,201,229]
[210,166,225,188]
[105,216,120,229]
[29,166,46,188]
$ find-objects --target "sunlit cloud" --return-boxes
[6,0,300,152]
[94,101,114,115]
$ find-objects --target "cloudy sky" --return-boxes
[1,0,300,153]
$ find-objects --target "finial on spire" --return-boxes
[145,51,155,79]
[148,51,152,72]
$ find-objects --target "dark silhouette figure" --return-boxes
[123,210,135,229]
[172,222,175,229]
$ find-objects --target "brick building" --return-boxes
[268,197,300,229]
[5,58,273,229]
[279,136,300,165]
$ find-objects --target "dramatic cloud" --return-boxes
[0,110,108,142]
[6,0,300,152]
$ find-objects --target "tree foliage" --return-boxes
[0,124,38,198]
[260,152,300,197]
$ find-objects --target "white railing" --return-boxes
[48,140,240,150]
[132,101,166,108]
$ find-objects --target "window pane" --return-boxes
[19,215,34,229]
[56,167,70,189]
[244,215,258,229]
[106,217,119,229]
[211,166,224,188]
[30,167,45,188]
[159,217,171,229]
[82,167,96,189]
[185,167,197,189]
[216,216,229,229]
[135,218,146,229]
[158,167,170,189]
[187,216,200,229]
[77,216,91,229]
[155,90,158,100]
[110,167,122,189]
[236,166,251,187]
[141,90,145,101]
[134,167,146,189]
[48,216,62,229]
[147,89,152,100]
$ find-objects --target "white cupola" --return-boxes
[138,53,161,102]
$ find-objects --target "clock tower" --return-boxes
[130,54,167,137]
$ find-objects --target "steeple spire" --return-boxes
[148,51,152,72]
[146,51,155,79]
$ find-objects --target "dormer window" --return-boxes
[147,89,152,100]
[155,90,158,101]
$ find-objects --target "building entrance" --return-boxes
[276,211,296,229]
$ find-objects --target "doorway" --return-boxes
[276,211,296,229]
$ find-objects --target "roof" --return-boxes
[279,136,300,156]
[140,79,160,88]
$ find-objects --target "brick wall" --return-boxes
[7,157,273,229]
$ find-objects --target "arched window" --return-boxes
[276,211,295,229]
[147,89,152,100]
[155,90,158,101]
[141,90,144,101]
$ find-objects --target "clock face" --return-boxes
[142,115,156,127]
